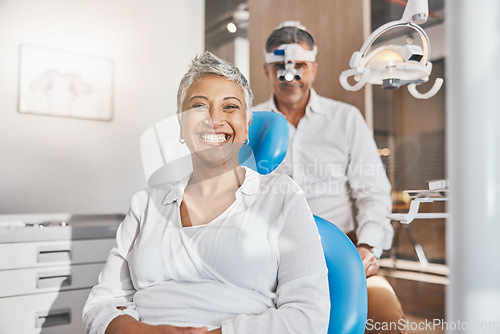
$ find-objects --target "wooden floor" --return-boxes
[380,259,446,334]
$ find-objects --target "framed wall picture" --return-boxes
[18,45,114,121]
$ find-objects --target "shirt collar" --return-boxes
[307,88,324,114]
[161,166,260,205]
[161,173,191,205]
[239,166,260,196]
[267,88,323,116]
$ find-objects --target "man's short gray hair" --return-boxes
[177,51,253,122]
[265,26,316,52]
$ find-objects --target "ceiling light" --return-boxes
[227,22,237,34]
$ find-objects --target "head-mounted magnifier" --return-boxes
[265,44,317,82]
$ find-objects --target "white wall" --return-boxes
[234,37,250,82]
[0,0,204,214]
[212,37,250,82]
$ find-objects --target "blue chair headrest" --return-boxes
[239,111,289,174]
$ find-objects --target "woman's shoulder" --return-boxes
[129,179,184,207]
[245,168,304,198]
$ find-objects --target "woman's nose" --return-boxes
[208,108,225,126]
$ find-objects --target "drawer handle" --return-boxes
[37,245,72,263]
[35,308,71,328]
[36,271,72,289]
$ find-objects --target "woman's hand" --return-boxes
[207,329,222,334]
[106,315,208,334]
[153,324,208,334]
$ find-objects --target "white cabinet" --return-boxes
[0,214,121,334]
[0,289,93,334]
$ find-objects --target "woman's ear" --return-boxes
[177,113,184,141]
[246,119,252,140]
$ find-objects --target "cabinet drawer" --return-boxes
[0,238,115,270]
[0,263,104,298]
[0,288,90,334]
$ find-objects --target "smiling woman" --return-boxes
[82,51,330,334]
[180,75,248,174]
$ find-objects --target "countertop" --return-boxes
[0,214,124,243]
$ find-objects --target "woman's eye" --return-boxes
[224,105,239,111]
[192,103,207,109]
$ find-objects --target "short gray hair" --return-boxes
[177,51,253,122]
[265,26,316,52]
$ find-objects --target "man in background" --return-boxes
[254,21,405,333]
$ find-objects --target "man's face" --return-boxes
[264,42,318,107]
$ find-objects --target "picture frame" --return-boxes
[18,45,114,121]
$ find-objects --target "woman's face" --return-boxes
[180,75,249,168]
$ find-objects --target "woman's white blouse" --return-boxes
[82,167,330,334]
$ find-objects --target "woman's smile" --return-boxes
[196,131,232,146]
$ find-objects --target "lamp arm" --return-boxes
[401,0,429,24]
[356,21,431,66]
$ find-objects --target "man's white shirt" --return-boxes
[254,89,393,251]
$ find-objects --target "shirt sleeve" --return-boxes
[82,191,145,334]
[220,182,330,334]
[346,108,393,250]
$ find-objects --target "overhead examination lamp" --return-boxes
[339,0,443,99]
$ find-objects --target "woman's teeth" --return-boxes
[199,133,228,143]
